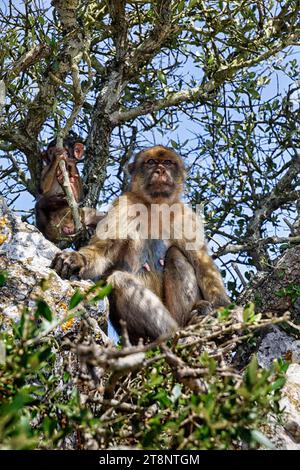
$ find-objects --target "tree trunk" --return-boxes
[82,106,112,208]
[83,71,126,208]
[238,245,300,317]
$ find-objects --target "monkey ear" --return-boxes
[128,162,135,175]
[73,143,84,160]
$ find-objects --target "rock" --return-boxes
[0,196,59,269]
[0,197,110,341]
[265,364,300,450]
[257,326,300,368]
[280,364,300,447]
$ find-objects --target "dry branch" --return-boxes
[58,159,82,233]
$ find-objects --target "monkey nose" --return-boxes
[154,166,165,175]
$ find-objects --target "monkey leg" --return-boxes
[106,270,178,344]
[163,246,211,326]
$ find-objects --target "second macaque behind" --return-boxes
[35,136,104,246]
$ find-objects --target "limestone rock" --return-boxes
[257,326,300,368]
[265,364,300,450]
[280,364,300,447]
[0,196,109,341]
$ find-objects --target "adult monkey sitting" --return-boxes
[51,145,230,343]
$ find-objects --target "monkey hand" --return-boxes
[50,148,68,161]
[50,251,87,279]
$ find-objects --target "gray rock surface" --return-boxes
[0,196,109,341]
[262,364,300,450]
[257,326,300,368]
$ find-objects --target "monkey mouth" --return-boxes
[147,181,174,193]
[62,226,76,235]
[149,173,173,186]
[146,181,175,199]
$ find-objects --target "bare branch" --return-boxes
[58,159,82,233]
[128,0,174,73]
[5,153,34,193]
[108,0,128,63]
[0,80,5,121]
[4,44,51,82]
[216,234,300,257]
[112,29,299,125]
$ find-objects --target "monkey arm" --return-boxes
[51,236,118,280]
[40,161,59,194]
[51,201,125,280]
[40,153,66,194]
[77,239,113,279]
[186,245,230,307]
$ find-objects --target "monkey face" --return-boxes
[130,146,185,202]
[45,140,84,202]
[65,142,84,161]
[143,158,176,196]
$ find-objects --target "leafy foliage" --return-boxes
[0,292,288,450]
[0,279,112,449]
[131,354,285,450]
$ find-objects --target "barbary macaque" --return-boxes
[35,136,105,245]
[51,145,230,343]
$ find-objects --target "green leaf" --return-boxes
[0,392,33,414]
[189,0,199,8]
[245,355,258,388]
[177,1,185,13]
[35,300,52,322]
[0,270,8,287]
[249,89,260,100]
[271,377,286,391]
[243,302,255,323]
[69,289,85,310]
[37,15,45,25]
[91,284,112,302]
[157,70,166,84]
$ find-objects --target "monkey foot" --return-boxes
[191,300,213,319]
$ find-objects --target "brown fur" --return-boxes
[51,145,230,343]
[36,140,105,245]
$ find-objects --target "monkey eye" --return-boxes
[163,160,174,166]
[145,159,156,165]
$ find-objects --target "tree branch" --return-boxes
[128,0,174,73]
[108,0,128,63]
[4,44,51,82]
[112,30,299,125]
[216,234,300,257]
[247,156,300,239]
[58,160,82,233]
